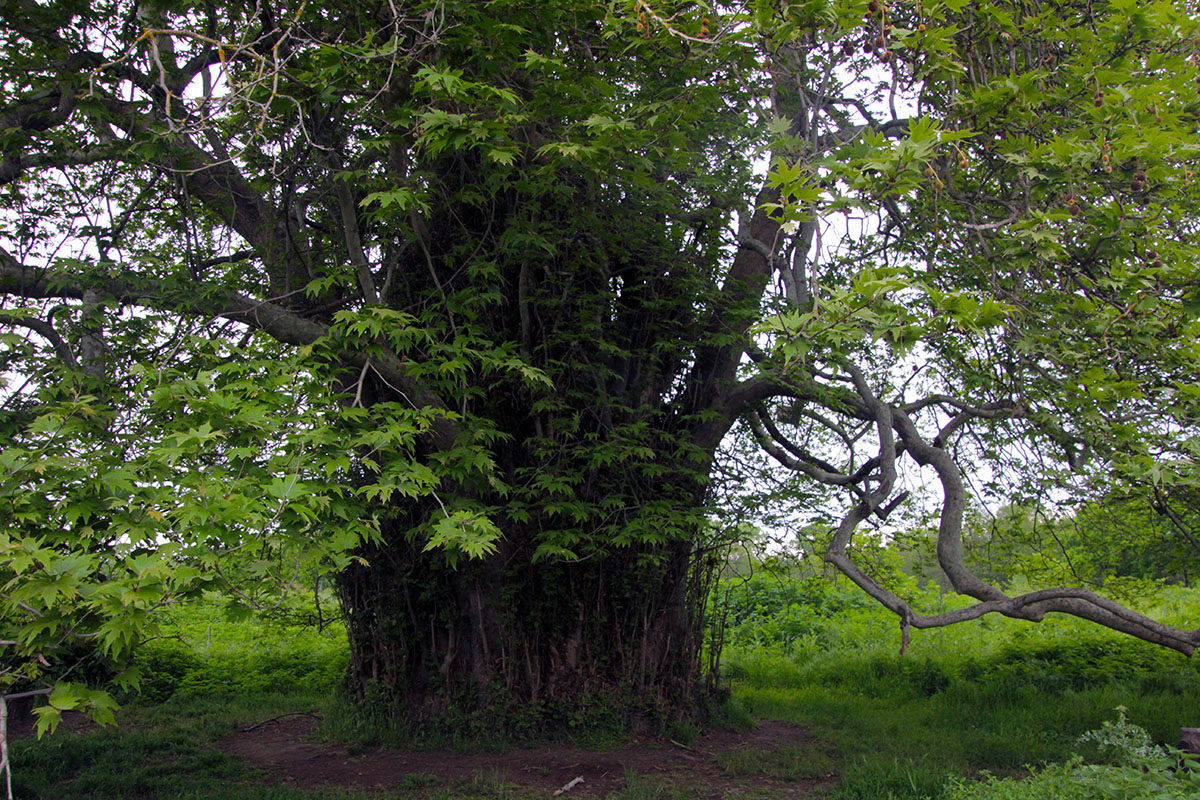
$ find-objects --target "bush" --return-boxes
[130,640,203,702]
[944,709,1200,800]
[967,637,1191,694]
[125,600,349,702]
[711,572,878,653]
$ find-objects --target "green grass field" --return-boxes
[719,580,1200,799]
[10,583,1200,799]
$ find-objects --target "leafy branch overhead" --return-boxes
[0,0,1198,734]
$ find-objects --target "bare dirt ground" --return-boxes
[218,715,837,798]
[7,707,94,739]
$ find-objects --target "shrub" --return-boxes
[944,709,1200,800]
[129,640,203,702]
[125,599,349,702]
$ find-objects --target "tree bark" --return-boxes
[338,510,717,728]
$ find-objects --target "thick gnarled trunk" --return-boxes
[338,526,716,729]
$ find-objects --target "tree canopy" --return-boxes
[1,0,1200,732]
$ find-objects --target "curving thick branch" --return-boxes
[0,248,461,449]
[765,359,1200,656]
[0,309,78,370]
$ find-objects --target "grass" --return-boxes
[12,587,1200,798]
[8,691,338,799]
[717,742,838,780]
[8,598,354,799]
[717,584,1200,799]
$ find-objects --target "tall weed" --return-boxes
[945,709,1200,800]
[129,598,349,701]
[719,577,1200,797]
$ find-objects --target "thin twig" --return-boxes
[238,710,320,733]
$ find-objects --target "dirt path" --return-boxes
[219,716,836,798]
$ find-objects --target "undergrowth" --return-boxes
[9,582,1200,799]
[130,600,349,702]
[718,577,1200,799]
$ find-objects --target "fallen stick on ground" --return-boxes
[239,711,321,733]
[552,776,584,796]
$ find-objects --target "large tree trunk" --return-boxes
[338,513,717,728]
[0,0,770,734]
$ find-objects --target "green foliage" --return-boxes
[711,569,877,652]
[137,637,346,700]
[957,636,1199,699]
[131,640,203,703]
[948,499,1200,597]
[0,342,382,728]
[720,568,1200,797]
[717,741,838,781]
[130,599,348,702]
[825,759,952,800]
[3,0,1200,736]
[944,765,1091,800]
[945,709,1200,800]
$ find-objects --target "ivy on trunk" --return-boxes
[2,0,1200,735]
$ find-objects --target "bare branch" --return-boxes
[0,251,460,449]
[333,174,379,304]
[819,369,1200,657]
[0,310,78,369]
[748,409,856,485]
[759,407,854,476]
